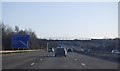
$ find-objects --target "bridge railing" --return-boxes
[39,37,91,40]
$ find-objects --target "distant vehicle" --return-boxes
[111,49,120,54]
[48,48,54,52]
[55,48,67,57]
[67,48,73,52]
[79,48,84,52]
[57,46,63,48]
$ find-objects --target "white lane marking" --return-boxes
[30,63,35,66]
[3,57,17,61]
[81,63,85,66]
[74,59,77,61]
[70,56,74,58]
[40,59,43,61]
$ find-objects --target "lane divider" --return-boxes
[71,57,74,58]
[81,63,85,66]
[30,62,35,66]
[74,59,77,61]
[40,59,43,61]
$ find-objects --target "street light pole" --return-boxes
[47,42,49,51]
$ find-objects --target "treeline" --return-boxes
[0,23,119,51]
[80,39,120,52]
[1,23,47,50]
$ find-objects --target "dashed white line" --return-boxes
[40,59,43,61]
[71,57,74,58]
[81,63,85,66]
[30,63,35,66]
[74,59,77,61]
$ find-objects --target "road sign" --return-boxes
[11,35,30,49]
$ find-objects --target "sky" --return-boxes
[1,2,118,39]
[0,2,1,18]
[1,0,119,2]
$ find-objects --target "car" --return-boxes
[67,48,73,52]
[55,48,67,57]
[48,48,54,52]
[111,49,120,54]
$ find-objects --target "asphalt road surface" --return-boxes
[2,50,118,69]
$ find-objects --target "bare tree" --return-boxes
[15,26,19,33]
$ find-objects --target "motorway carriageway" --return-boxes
[2,50,118,69]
